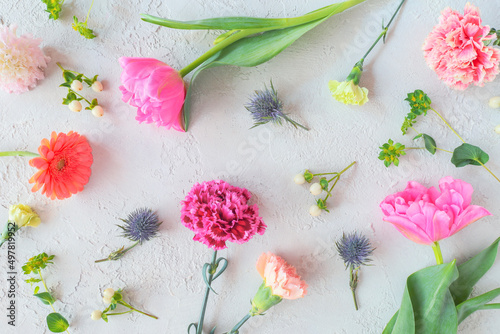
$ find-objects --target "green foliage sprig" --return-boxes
[380,89,500,183]
[41,0,64,20]
[23,253,71,334]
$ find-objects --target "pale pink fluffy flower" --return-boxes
[0,25,50,94]
[256,252,307,300]
[181,180,266,250]
[423,3,500,90]
[380,176,491,245]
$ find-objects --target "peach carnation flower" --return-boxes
[0,25,50,94]
[423,3,500,90]
[29,132,93,200]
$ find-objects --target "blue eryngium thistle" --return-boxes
[118,208,161,244]
[95,208,162,263]
[245,81,308,130]
[336,232,374,311]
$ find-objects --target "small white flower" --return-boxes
[309,183,323,196]
[293,174,306,185]
[102,296,112,304]
[91,310,102,321]
[309,204,322,217]
[68,100,82,112]
[102,288,115,299]
[92,105,104,117]
[495,124,500,134]
[71,80,83,91]
[92,81,103,92]
[489,96,500,109]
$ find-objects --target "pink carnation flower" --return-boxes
[256,252,307,300]
[119,57,186,131]
[181,180,266,250]
[0,25,50,94]
[380,176,491,245]
[423,3,500,90]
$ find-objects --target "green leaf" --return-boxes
[63,71,75,83]
[46,313,69,333]
[456,288,500,324]
[319,178,329,191]
[141,0,365,30]
[451,143,489,167]
[59,82,71,88]
[384,261,459,334]
[72,16,96,39]
[34,292,56,305]
[422,134,437,155]
[34,286,40,294]
[381,311,399,334]
[413,133,423,140]
[102,313,108,323]
[450,237,500,305]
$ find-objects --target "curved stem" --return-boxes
[0,151,39,158]
[229,313,252,334]
[85,0,95,23]
[71,89,92,105]
[117,301,158,319]
[361,0,406,60]
[430,108,465,143]
[195,250,218,334]
[477,161,500,183]
[432,242,444,265]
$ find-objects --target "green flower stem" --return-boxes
[56,62,92,81]
[430,108,465,143]
[350,266,359,311]
[406,147,453,154]
[228,313,252,334]
[324,161,356,201]
[338,161,357,176]
[476,160,500,183]
[39,271,71,334]
[117,300,158,319]
[432,242,444,265]
[85,0,95,23]
[195,250,218,334]
[94,241,140,263]
[360,0,406,60]
[179,0,366,77]
[0,151,39,157]
[105,310,134,316]
[480,304,500,310]
[71,89,92,105]
[313,172,338,176]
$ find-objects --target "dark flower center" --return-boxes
[56,159,66,171]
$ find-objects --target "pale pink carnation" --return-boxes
[423,3,500,90]
[0,25,50,94]
[256,252,307,300]
[181,180,266,250]
[380,176,491,245]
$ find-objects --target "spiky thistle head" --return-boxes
[117,208,161,244]
[245,81,308,130]
[336,232,374,269]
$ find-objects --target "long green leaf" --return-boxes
[383,261,459,334]
[449,237,500,305]
[456,288,500,324]
[141,0,365,30]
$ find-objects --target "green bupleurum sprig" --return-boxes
[41,0,64,20]
[380,89,500,183]
[71,0,96,39]
[23,253,71,334]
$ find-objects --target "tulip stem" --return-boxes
[432,242,444,265]
[0,151,39,158]
[228,313,252,334]
[360,0,406,61]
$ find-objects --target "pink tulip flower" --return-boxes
[119,57,186,132]
[380,176,491,245]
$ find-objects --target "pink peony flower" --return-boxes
[0,25,50,94]
[181,180,266,250]
[119,57,186,131]
[256,252,307,300]
[423,3,500,90]
[380,176,491,245]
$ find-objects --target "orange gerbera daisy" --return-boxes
[29,131,93,200]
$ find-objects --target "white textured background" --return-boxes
[1,0,500,333]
